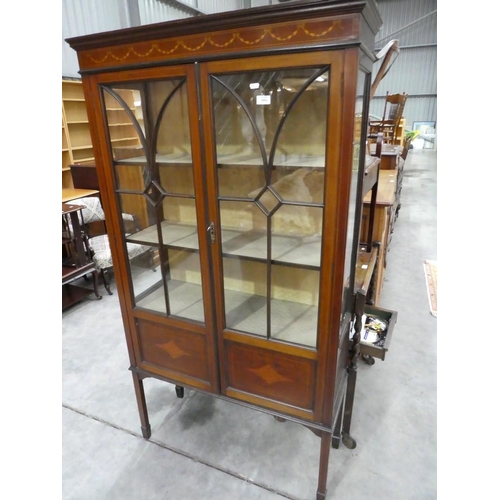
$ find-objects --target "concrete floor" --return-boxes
[62,149,437,500]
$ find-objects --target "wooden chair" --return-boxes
[368,92,408,145]
[68,196,154,295]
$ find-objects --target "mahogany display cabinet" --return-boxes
[67,1,397,498]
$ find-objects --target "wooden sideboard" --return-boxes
[360,170,398,304]
[370,143,402,170]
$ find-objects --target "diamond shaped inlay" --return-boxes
[256,188,281,215]
[248,364,293,385]
[157,340,189,359]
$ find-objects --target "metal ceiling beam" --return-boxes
[376,9,437,46]
[127,0,141,27]
[158,0,207,16]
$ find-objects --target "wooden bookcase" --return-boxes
[62,78,141,193]
[62,79,94,191]
[394,118,406,146]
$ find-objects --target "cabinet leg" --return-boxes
[316,431,331,500]
[175,385,184,398]
[132,372,151,439]
[342,367,357,450]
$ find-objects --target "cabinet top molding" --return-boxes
[66,0,382,73]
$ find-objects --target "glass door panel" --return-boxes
[101,77,205,323]
[271,204,323,268]
[270,265,319,348]
[210,66,330,348]
[220,200,267,259]
[223,257,267,337]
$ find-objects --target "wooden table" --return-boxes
[62,188,99,203]
[62,203,101,309]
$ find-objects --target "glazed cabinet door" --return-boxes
[90,66,218,392]
[200,53,344,421]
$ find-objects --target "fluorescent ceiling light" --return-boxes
[315,76,325,82]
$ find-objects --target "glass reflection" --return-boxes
[211,66,329,348]
[102,79,205,323]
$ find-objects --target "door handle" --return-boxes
[207,222,216,244]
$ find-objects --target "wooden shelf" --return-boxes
[63,79,89,190]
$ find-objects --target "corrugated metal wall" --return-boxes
[370,0,437,136]
[199,0,247,14]
[137,1,246,24]
[62,0,132,78]
[62,0,248,78]
[63,0,437,137]
[138,0,192,25]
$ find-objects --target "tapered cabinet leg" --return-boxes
[131,372,151,439]
[316,431,332,500]
[175,385,184,398]
[342,367,358,449]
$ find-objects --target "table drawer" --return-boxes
[359,305,397,361]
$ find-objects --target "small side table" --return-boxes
[62,203,101,310]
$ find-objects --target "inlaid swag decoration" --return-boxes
[81,18,350,69]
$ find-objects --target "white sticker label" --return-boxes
[361,264,368,269]
[256,95,271,105]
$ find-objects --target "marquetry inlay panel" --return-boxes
[157,340,189,360]
[225,341,316,410]
[137,319,209,381]
[248,364,294,385]
[78,16,357,71]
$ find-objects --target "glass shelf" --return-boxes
[113,152,193,165]
[113,152,324,169]
[221,228,321,268]
[135,277,317,347]
[127,221,199,249]
[224,288,318,348]
[128,222,321,268]
[136,279,205,322]
[216,151,325,169]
